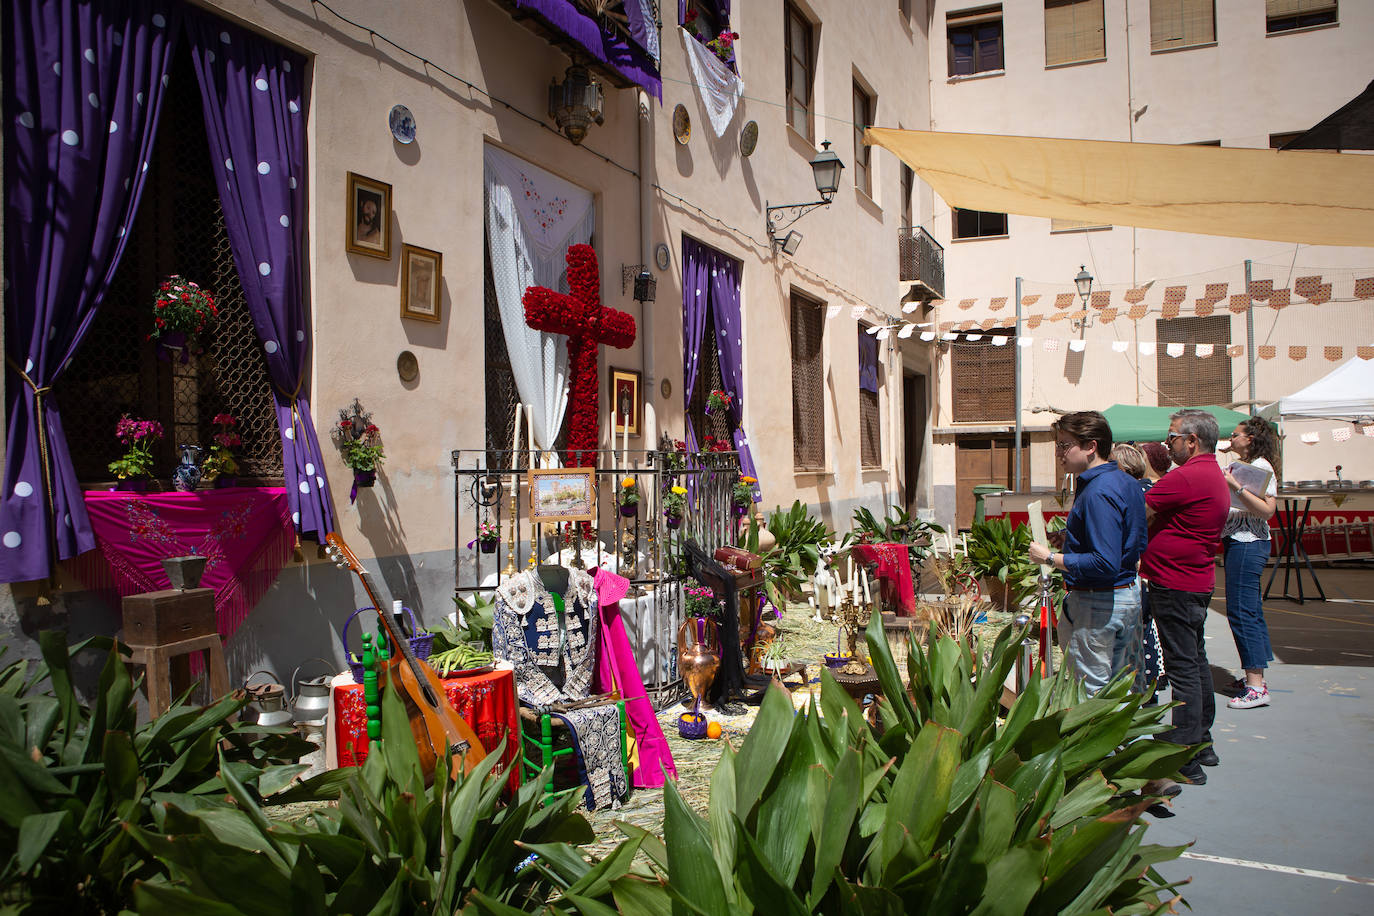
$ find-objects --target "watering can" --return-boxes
[290,657,336,725]
[243,670,293,727]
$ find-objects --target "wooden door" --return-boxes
[954,434,1029,529]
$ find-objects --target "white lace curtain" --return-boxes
[483,146,596,452]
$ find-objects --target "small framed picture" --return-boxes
[528,468,598,523]
[400,244,443,322]
[345,172,391,259]
[610,367,641,437]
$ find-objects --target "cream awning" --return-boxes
[865,128,1374,248]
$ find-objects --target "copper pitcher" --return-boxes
[677,617,720,713]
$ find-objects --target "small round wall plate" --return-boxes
[740,120,758,157]
[660,378,672,399]
[389,105,417,144]
[672,104,691,145]
[654,242,671,271]
[396,349,419,382]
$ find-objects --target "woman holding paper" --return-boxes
[1220,418,1279,710]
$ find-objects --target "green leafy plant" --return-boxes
[966,518,1041,611]
[149,274,217,342]
[0,633,344,914]
[758,500,832,609]
[107,415,163,480]
[331,402,385,473]
[684,582,724,620]
[200,413,241,482]
[618,476,640,507]
[447,592,497,650]
[661,484,687,519]
[852,504,946,581]
[732,474,756,507]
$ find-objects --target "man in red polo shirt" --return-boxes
[1141,409,1231,789]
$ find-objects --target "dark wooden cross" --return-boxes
[523,244,636,468]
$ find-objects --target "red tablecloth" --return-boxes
[851,542,917,617]
[68,487,295,639]
[333,668,521,791]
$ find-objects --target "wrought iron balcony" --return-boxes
[898,225,944,301]
[494,0,661,92]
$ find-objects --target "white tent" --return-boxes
[1260,358,1374,422]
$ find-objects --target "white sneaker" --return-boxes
[1227,685,1270,709]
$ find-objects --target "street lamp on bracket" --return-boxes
[1071,264,1094,332]
[766,141,845,256]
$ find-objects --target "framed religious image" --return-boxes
[400,244,443,322]
[528,468,597,523]
[345,172,391,259]
[610,367,641,437]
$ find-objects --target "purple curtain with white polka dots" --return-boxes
[184,13,336,542]
[707,249,758,496]
[0,0,180,583]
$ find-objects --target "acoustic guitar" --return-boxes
[325,533,487,781]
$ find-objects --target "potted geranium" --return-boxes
[705,389,732,416]
[108,415,163,488]
[731,474,756,516]
[618,476,640,517]
[331,402,384,492]
[662,484,688,529]
[469,520,501,554]
[201,413,241,487]
[706,28,740,66]
[150,275,217,362]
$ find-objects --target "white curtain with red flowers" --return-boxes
[483,146,595,453]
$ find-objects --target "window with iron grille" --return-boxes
[785,2,815,140]
[1150,0,1216,51]
[852,80,874,197]
[60,48,281,484]
[951,332,1015,422]
[1156,316,1232,406]
[687,318,732,448]
[858,326,882,467]
[948,5,1004,76]
[1266,0,1337,34]
[790,293,826,469]
[1045,0,1105,66]
[900,163,914,229]
[952,208,1009,239]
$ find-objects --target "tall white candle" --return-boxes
[526,406,536,470]
[862,569,871,606]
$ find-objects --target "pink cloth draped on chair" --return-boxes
[592,568,677,787]
[68,487,296,639]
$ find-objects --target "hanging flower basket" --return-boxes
[479,539,498,554]
[665,512,683,530]
[620,502,639,518]
[354,470,376,488]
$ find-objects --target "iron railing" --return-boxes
[451,447,740,707]
[898,225,945,300]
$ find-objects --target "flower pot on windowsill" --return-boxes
[353,469,376,488]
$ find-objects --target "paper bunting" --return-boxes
[898,324,916,338]
[1163,286,1187,306]
[1044,339,1061,352]
[1127,304,1149,320]
[1163,302,1182,319]
[1364,424,1374,437]
[1332,427,1352,442]
[1324,346,1343,361]
[966,333,983,342]
[1054,293,1076,309]
[1201,282,1228,303]
[939,321,954,332]
[1111,340,1130,353]
[1358,346,1374,360]
[1270,289,1290,309]
[1356,277,1374,299]
[1166,343,1185,358]
[826,305,842,320]
[1125,287,1149,303]
[1139,342,1156,356]
[1089,290,1109,310]
[1193,300,1213,318]
[960,320,977,331]
[1294,276,1321,298]
[1022,294,1041,307]
[1196,343,1214,358]
[990,335,1009,346]
[942,331,958,341]
[1100,308,1118,322]
[981,318,998,330]
[1259,345,1277,360]
[850,306,866,319]
[901,301,920,314]
[1228,294,1251,313]
[1289,346,1308,360]
[876,327,890,340]
[920,331,936,342]
[1069,339,1086,352]
[1227,344,1244,358]
[1300,432,1320,444]
[958,298,976,310]
[989,297,1007,311]
[1017,336,1034,348]
[1026,315,1043,329]
[1306,283,1332,305]
[1248,279,1273,300]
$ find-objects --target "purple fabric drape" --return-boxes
[859,327,880,393]
[185,13,335,542]
[514,0,661,100]
[1,0,179,583]
[678,1,730,24]
[682,236,757,497]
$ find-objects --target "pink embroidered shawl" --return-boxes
[592,568,677,787]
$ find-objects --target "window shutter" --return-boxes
[951,334,1015,422]
[1266,0,1337,17]
[791,294,826,468]
[1155,316,1232,406]
[860,389,882,467]
[1045,0,1105,66]
[1150,0,1216,50]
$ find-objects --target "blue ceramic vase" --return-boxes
[173,445,203,492]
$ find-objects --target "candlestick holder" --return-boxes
[836,590,873,676]
[502,470,519,578]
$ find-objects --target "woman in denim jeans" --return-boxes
[1221,418,1279,709]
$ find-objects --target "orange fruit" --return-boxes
[706,721,722,739]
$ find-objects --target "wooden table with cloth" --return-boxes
[850,542,918,617]
[330,666,521,792]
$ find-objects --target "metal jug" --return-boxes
[243,670,293,727]
[291,657,336,725]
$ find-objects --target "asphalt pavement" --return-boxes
[1148,567,1374,915]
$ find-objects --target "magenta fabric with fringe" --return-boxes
[68,487,295,640]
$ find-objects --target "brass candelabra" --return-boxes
[836,589,874,676]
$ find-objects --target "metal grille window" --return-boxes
[790,293,826,469]
[1156,316,1232,406]
[1150,0,1216,50]
[785,2,815,140]
[952,208,1009,239]
[951,332,1015,422]
[948,5,1004,76]
[859,327,881,467]
[1044,0,1105,66]
[61,49,280,483]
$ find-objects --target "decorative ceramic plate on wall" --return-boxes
[740,120,758,157]
[389,105,417,144]
[672,104,691,145]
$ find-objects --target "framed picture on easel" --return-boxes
[528,468,597,523]
[610,367,641,437]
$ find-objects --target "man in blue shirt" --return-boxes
[1029,411,1148,694]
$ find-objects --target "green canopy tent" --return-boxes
[1101,404,1252,443]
